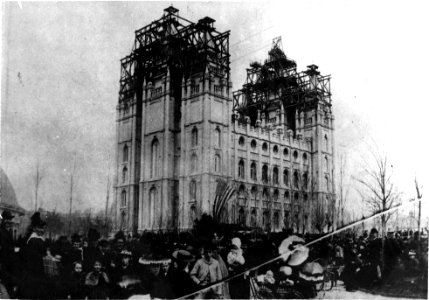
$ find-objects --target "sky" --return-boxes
[1,1,428,220]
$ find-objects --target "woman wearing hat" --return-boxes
[19,212,48,298]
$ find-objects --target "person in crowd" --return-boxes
[83,228,100,272]
[170,249,197,298]
[96,239,114,273]
[19,212,48,299]
[227,237,249,299]
[85,259,110,299]
[0,210,19,297]
[111,250,139,299]
[366,228,382,285]
[150,259,175,299]
[190,243,223,299]
[64,234,83,272]
[212,241,230,299]
[65,261,86,299]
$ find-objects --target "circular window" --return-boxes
[238,136,245,146]
[273,145,279,154]
[251,139,257,149]
[283,148,289,157]
[293,150,298,160]
[262,142,268,151]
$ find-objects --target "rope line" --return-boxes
[176,198,422,299]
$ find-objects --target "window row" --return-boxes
[191,127,222,148]
[238,160,309,188]
[238,137,309,162]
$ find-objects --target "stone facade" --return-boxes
[114,9,335,234]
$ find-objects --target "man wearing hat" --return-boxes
[169,249,197,298]
[0,210,19,297]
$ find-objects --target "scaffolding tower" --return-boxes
[119,6,230,104]
[232,37,331,132]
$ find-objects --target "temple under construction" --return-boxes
[114,6,335,233]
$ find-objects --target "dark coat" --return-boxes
[151,269,175,299]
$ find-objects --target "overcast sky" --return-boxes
[1,1,428,218]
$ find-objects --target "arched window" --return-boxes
[325,175,329,192]
[294,192,299,202]
[251,139,257,149]
[273,145,279,154]
[263,211,270,231]
[283,148,289,157]
[273,167,279,184]
[293,170,299,188]
[262,165,268,183]
[324,135,328,152]
[303,172,308,189]
[250,162,257,180]
[273,189,279,202]
[189,204,196,227]
[303,153,308,164]
[121,190,127,207]
[149,187,157,227]
[274,211,280,230]
[283,169,289,185]
[191,127,198,147]
[238,136,245,146]
[122,167,128,183]
[151,138,160,178]
[293,150,298,161]
[238,208,245,225]
[190,180,196,201]
[284,210,290,228]
[251,186,257,200]
[238,160,245,179]
[191,153,198,173]
[284,191,290,202]
[214,154,221,172]
[262,188,269,201]
[251,209,257,227]
[239,184,246,197]
[215,127,221,147]
[324,156,329,173]
[123,145,128,162]
[262,142,268,152]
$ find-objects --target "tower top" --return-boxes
[164,6,179,15]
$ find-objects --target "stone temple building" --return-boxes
[114,7,335,233]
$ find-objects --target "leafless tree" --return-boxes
[34,159,44,212]
[355,150,401,272]
[68,154,78,236]
[415,178,423,245]
[337,153,350,227]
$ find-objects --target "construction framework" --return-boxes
[232,38,332,129]
[119,6,230,104]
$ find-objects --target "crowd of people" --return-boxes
[0,209,427,299]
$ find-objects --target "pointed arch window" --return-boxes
[273,166,279,184]
[151,138,160,178]
[283,169,289,185]
[123,144,129,162]
[324,156,329,173]
[238,208,245,225]
[215,127,221,147]
[122,167,128,183]
[149,187,157,227]
[274,211,280,230]
[273,189,279,202]
[121,190,127,207]
[191,127,198,147]
[251,209,257,227]
[303,172,309,189]
[214,154,221,173]
[262,164,268,183]
[238,160,245,179]
[189,204,196,227]
[250,162,257,180]
[190,180,197,201]
[293,170,299,188]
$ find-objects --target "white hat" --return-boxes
[231,237,241,248]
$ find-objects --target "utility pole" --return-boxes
[415,178,422,243]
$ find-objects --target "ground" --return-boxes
[320,281,427,300]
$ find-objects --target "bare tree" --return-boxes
[337,153,350,227]
[34,159,44,212]
[415,178,423,247]
[355,151,401,272]
[68,154,78,236]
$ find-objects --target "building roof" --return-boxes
[0,168,25,215]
